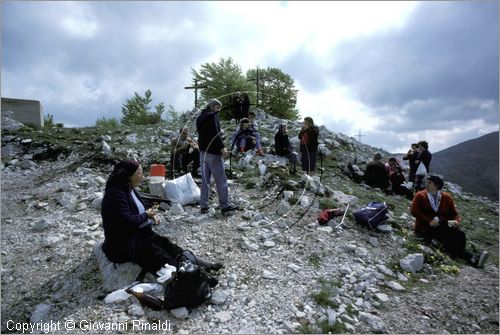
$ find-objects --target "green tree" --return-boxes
[44,114,55,128]
[121,90,164,125]
[191,57,253,119]
[246,67,299,120]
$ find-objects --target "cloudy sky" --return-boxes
[2,1,498,153]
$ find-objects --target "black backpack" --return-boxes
[163,250,211,310]
[353,202,389,230]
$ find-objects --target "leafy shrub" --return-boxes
[121,90,164,125]
[96,117,120,129]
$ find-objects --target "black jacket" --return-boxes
[364,161,390,189]
[196,107,224,155]
[274,128,292,156]
[417,150,432,171]
[101,184,152,263]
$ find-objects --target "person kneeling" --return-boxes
[411,174,488,268]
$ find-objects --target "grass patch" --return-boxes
[308,253,322,268]
[319,198,338,210]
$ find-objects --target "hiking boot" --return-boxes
[200,207,209,214]
[256,148,265,157]
[476,251,489,268]
[221,205,239,215]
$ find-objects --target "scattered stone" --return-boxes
[376,224,393,233]
[359,312,387,333]
[31,218,51,232]
[170,307,189,319]
[262,270,278,280]
[400,253,424,274]
[104,289,131,304]
[30,303,51,324]
[211,290,228,305]
[386,281,405,292]
[326,308,336,326]
[214,311,232,323]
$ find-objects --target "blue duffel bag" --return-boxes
[353,202,389,230]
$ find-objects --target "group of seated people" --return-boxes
[364,153,413,198]
[169,110,320,178]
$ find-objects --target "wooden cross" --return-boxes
[247,66,269,108]
[355,129,365,143]
[184,79,207,108]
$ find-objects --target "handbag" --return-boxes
[353,202,389,230]
[415,162,428,177]
[163,250,211,310]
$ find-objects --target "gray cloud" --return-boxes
[2,2,215,126]
[331,2,498,107]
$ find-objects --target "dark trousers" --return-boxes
[132,230,184,274]
[171,150,200,177]
[418,224,472,260]
[300,145,318,172]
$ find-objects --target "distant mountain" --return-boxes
[431,132,499,201]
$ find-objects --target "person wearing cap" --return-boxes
[411,174,489,268]
[364,153,390,191]
[101,160,223,274]
[196,99,238,215]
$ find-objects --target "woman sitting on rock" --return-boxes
[230,118,259,154]
[101,159,223,275]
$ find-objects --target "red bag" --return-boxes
[317,208,344,226]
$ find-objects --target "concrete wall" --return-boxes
[1,97,44,129]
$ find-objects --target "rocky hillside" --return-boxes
[431,131,499,201]
[1,110,498,334]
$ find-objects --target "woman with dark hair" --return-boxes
[230,118,258,154]
[298,117,320,175]
[274,123,297,174]
[101,159,223,275]
[386,157,411,198]
[411,174,488,268]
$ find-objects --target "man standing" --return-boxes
[196,99,238,215]
[402,143,418,185]
[414,141,432,191]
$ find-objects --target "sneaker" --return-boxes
[221,205,239,215]
[200,207,209,214]
[476,251,489,268]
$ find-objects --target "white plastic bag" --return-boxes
[415,162,427,176]
[163,173,200,205]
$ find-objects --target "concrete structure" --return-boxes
[1,97,44,129]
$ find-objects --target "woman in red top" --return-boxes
[411,174,488,268]
[298,117,319,175]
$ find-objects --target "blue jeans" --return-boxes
[199,151,229,209]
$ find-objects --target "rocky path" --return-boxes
[1,156,498,334]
